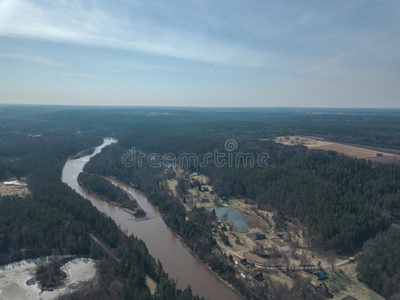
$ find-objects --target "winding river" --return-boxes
[61,138,241,300]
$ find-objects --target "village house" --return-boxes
[314,270,327,280]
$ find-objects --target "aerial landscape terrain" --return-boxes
[0,106,400,300]
[1,0,400,299]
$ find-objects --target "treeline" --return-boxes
[78,172,145,216]
[0,132,101,181]
[35,105,400,150]
[357,227,400,299]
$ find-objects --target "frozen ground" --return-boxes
[0,257,97,300]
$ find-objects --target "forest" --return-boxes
[356,227,400,298]
[0,108,203,299]
[117,132,400,253]
[78,172,145,216]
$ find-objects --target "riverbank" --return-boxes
[62,139,240,300]
[107,177,244,300]
[78,183,146,218]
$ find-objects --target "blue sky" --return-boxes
[0,0,399,107]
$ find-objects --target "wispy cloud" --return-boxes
[0,0,266,67]
[1,0,399,107]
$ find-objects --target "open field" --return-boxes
[274,136,400,163]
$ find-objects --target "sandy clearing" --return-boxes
[312,143,392,159]
[167,179,178,197]
[274,135,399,162]
[146,276,157,295]
[0,179,30,197]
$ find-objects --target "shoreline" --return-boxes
[78,182,146,219]
[108,177,244,300]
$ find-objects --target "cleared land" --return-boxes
[165,168,381,299]
[274,136,400,163]
[0,178,30,197]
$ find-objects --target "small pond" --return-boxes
[212,207,251,233]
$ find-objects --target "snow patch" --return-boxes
[2,181,26,186]
[0,257,97,300]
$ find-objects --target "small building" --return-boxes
[314,271,327,280]
[240,258,248,265]
[254,272,264,282]
[202,186,209,192]
[376,152,383,157]
[255,234,267,240]
[201,197,209,202]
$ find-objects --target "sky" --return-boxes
[0,0,399,107]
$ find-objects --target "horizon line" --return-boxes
[1,102,400,110]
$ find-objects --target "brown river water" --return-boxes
[61,138,241,300]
